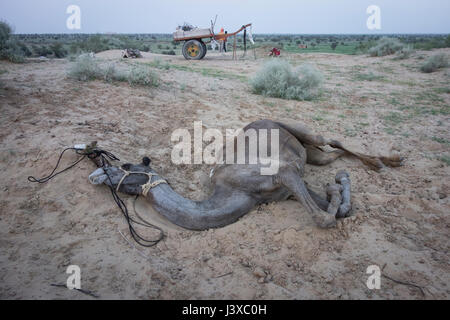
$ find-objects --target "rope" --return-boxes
[28,148,85,183]
[141,179,167,197]
[99,161,165,247]
[115,167,167,196]
[132,195,164,236]
[28,147,120,183]
[28,145,164,248]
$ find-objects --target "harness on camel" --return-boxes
[28,142,164,247]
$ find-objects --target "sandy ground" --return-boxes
[0,48,449,299]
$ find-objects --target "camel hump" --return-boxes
[243,119,281,131]
[275,120,327,146]
[242,119,323,147]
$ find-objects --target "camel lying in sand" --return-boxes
[89,120,402,229]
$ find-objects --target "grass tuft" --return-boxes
[127,66,158,87]
[250,59,323,101]
[420,53,448,73]
[394,46,414,60]
[68,54,103,81]
[68,54,158,87]
[368,38,405,57]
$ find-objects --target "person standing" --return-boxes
[223,31,228,52]
[218,28,225,53]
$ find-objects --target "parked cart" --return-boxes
[173,22,253,60]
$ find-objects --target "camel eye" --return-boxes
[121,163,132,170]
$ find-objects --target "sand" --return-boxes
[0,49,449,299]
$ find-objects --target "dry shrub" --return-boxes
[68,54,103,81]
[250,59,323,101]
[420,53,448,73]
[369,37,404,57]
[68,54,158,86]
[127,66,158,87]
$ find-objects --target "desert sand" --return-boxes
[0,49,449,299]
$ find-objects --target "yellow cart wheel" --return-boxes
[182,39,206,60]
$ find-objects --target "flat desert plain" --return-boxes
[0,49,449,299]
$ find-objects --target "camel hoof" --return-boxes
[335,170,351,218]
[336,204,352,218]
[326,184,342,216]
[313,213,336,229]
[335,170,349,183]
[380,155,404,167]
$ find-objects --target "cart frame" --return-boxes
[173,23,252,60]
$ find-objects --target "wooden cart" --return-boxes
[173,23,252,60]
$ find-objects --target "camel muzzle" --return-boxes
[89,168,108,185]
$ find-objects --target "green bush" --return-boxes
[3,41,28,63]
[127,66,158,87]
[3,49,25,63]
[420,53,448,73]
[68,54,159,87]
[369,37,405,57]
[250,59,323,101]
[0,20,25,63]
[50,42,67,58]
[162,50,176,55]
[394,46,414,60]
[414,36,450,50]
[0,21,12,51]
[103,63,127,82]
[18,41,32,57]
[79,35,110,53]
[68,54,103,81]
[34,45,52,57]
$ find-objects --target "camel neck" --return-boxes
[145,182,257,230]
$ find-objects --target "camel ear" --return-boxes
[142,157,151,166]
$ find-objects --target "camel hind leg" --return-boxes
[305,145,345,166]
[277,121,404,170]
[328,140,403,170]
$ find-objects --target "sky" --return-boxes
[0,0,449,34]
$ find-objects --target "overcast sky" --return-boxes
[1,0,449,34]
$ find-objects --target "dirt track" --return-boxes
[0,49,449,299]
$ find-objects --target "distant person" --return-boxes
[218,28,225,53]
[223,31,228,52]
[269,47,281,57]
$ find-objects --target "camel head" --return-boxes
[89,157,158,195]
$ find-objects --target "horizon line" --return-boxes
[11,32,450,36]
